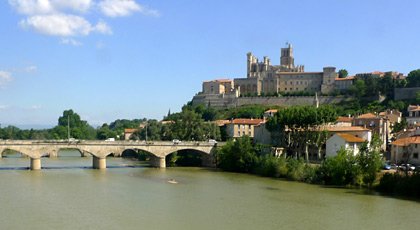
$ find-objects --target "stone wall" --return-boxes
[192,94,351,108]
[394,87,420,100]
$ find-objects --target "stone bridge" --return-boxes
[0,140,221,170]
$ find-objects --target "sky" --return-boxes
[0,0,419,129]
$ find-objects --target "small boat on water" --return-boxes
[167,179,178,184]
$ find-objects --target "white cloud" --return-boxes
[51,0,93,13]
[60,38,83,46]
[9,0,93,15]
[8,0,54,15]
[9,0,158,44]
[0,71,13,87]
[99,0,158,17]
[20,14,111,36]
[94,20,112,34]
[24,65,38,73]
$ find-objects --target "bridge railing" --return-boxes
[0,140,222,147]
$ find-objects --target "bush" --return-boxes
[376,172,420,198]
[255,155,287,177]
[317,148,360,186]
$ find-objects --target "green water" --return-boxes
[0,151,418,230]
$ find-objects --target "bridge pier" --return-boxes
[92,156,106,169]
[30,158,41,170]
[151,156,166,168]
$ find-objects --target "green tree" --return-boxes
[406,69,420,87]
[357,135,383,187]
[51,109,96,140]
[338,69,348,78]
[266,105,337,161]
[349,79,366,99]
[96,123,118,140]
[218,136,257,172]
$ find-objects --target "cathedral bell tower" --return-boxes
[280,43,295,69]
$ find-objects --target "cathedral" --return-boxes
[202,44,347,97]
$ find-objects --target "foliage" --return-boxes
[377,172,420,198]
[317,148,360,186]
[406,69,420,87]
[357,135,383,187]
[392,118,408,134]
[266,105,337,159]
[338,69,348,78]
[51,109,96,140]
[218,136,257,173]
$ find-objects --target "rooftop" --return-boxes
[325,126,370,132]
[230,118,265,125]
[336,133,365,143]
[391,136,420,147]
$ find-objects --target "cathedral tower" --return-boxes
[280,43,295,69]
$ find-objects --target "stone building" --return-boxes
[225,118,265,138]
[406,105,420,126]
[352,113,390,150]
[200,44,345,98]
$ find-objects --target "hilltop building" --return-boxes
[197,44,351,105]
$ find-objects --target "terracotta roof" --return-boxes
[335,76,354,81]
[336,133,365,143]
[356,113,378,119]
[392,136,420,147]
[124,128,138,133]
[204,79,232,83]
[160,120,175,125]
[213,120,231,126]
[325,126,370,132]
[336,116,353,123]
[372,71,384,75]
[231,118,265,125]
[264,109,278,113]
[408,105,420,112]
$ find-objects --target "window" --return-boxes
[416,144,418,148]
[414,153,419,159]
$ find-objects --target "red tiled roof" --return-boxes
[213,120,231,126]
[231,118,265,125]
[336,133,365,143]
[124,128,138,133]
[325,126,370,132]
[408,105,420,112]
[392,136,420,147]
[336,116,353,122]
[335,76,354,81]
[264,109,278,113]
[356,113,377,119]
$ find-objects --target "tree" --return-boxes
[349,79,366,99]
[378,72,395,98]
[218,136,257,172]
[338,69,348,78]
[357,135,383,187]
[266,105,337,161]
[51,109,96,140]
[406,69,420,87]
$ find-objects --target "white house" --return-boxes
[326,133,366,157]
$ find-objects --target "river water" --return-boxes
[0,150,418,230]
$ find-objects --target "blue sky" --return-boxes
[0,0,419,128]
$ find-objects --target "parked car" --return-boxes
[208,139,217,144]
[383,163,391,170]
[172,139,181,144]
[398,164,416,171]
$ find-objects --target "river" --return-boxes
[0,150,418,229]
